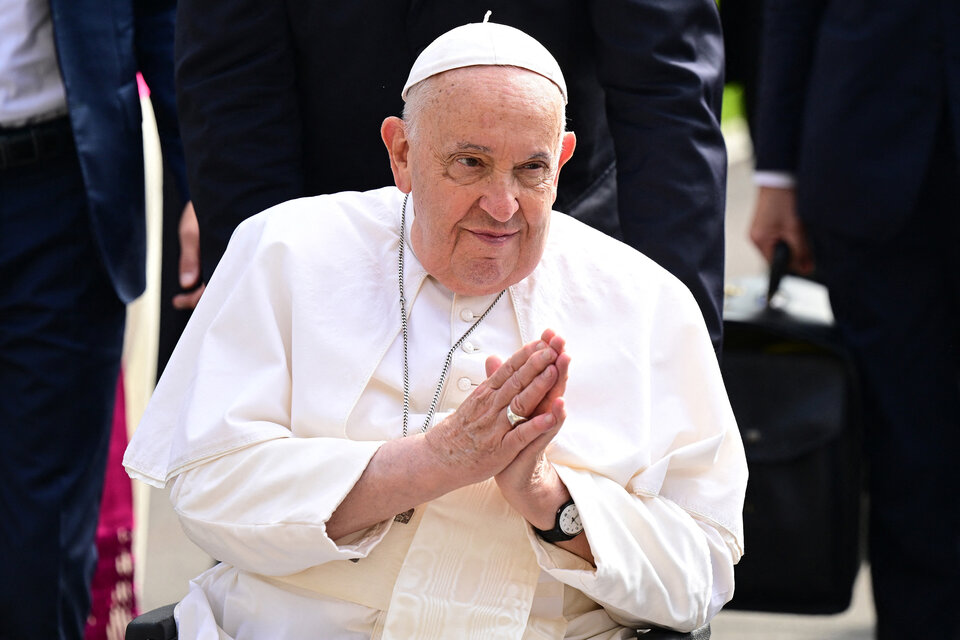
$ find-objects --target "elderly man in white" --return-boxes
[124,18,747,640]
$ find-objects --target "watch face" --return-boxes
[558,503,583,536]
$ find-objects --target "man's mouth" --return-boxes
[469,229,518,244]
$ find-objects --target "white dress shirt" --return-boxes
[0,0,67,127]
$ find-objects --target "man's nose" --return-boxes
[478,173,520,222]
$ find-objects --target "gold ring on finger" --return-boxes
[506,404,529,427]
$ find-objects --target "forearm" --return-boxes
[170,436,384,575]
[133,0,189,200]
[535,466,734,631]
[753,0,829,170]
[175,0,305,278]
[592,0,727,350]
[501,462,594,565]
[324,434,466,540]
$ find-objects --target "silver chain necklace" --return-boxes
[399,193,506,436]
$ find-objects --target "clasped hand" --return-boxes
[325,329,573,542]
[425,329,570,523]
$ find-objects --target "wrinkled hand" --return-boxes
[491,330,568,511]
[172,201,206,309]
[749,186,815,275]
[424,330,567,487]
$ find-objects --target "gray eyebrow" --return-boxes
[455,143,552,163]
[455,142,491,153]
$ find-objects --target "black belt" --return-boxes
[0,116,74,170]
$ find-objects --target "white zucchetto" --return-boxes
[401,14,568,104]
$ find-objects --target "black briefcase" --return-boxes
[721,246,863,614]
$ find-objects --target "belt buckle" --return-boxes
[0,127,47,170]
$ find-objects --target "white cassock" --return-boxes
[124,187,747,639]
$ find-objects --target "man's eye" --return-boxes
[446,156,488,184]
[516,163,551,187]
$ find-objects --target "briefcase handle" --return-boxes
[765,241,791,310]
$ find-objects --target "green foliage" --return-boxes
[722,83,746,125]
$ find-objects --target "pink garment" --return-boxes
[85,373,137,640]
[136,72,150,98]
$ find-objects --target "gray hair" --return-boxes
[400,78,435,144]
[401,69,568,146]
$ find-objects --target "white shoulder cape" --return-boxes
[124,186,746,559]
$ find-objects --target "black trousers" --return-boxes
[809,126,960,638]
[0,145,125,639]
[156,161,193,382]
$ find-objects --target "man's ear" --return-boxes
[381,116,412,193]
[558,131,576,170]
[551,131,577,190]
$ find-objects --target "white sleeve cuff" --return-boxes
[753,170,797,189]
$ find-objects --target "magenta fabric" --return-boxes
[85,372,137,640]
[137,72,150,98]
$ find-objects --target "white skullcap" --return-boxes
[401,13,568,104]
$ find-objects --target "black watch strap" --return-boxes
[534,499,583,543]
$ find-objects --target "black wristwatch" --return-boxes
[534,499,583,542]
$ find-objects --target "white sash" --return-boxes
[269,479,561,638]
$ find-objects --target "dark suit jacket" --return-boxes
[50,0,187,304]
[176,0,727,348]
[754,0,960,243]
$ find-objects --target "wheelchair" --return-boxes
[126,602,710,639]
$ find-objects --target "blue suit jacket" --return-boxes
[50,0,187,304]
[754,0,960,243]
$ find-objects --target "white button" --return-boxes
[462,341,476,353]
[456,377,472,391]
[460,309,475,322]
